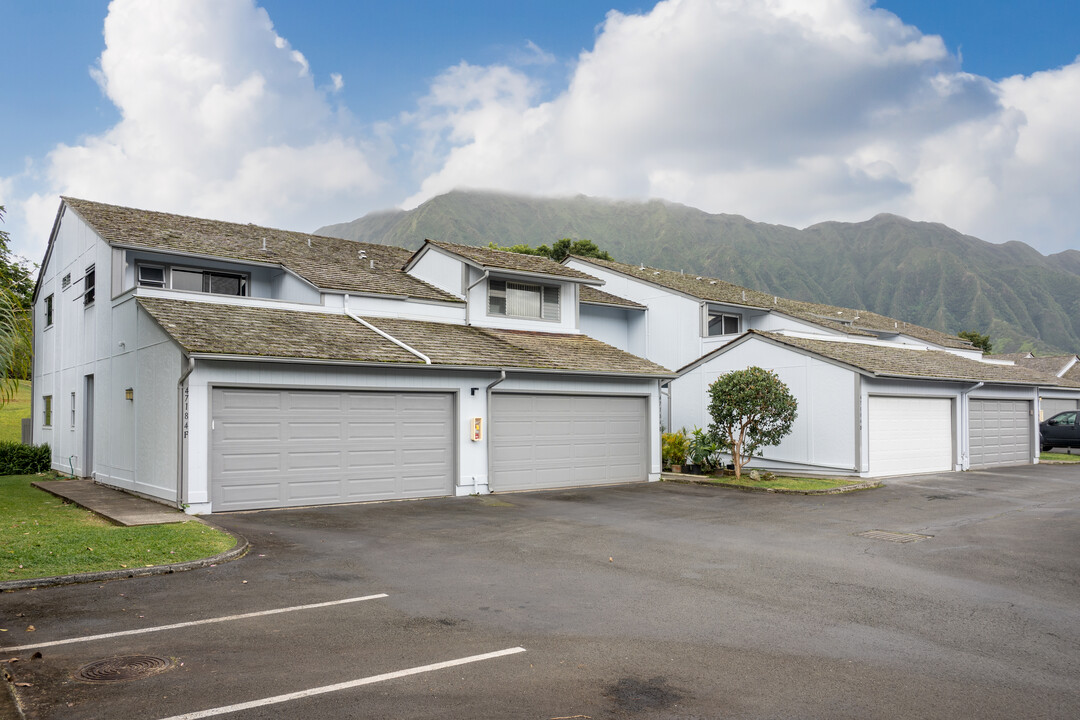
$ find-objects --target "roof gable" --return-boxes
[683,331,1080,387]
[61,197,461,303]
[570,255,973,350]
[415,240,601,283]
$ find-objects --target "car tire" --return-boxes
[1041,444,1053,452]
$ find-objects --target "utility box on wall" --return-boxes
[470,417,482,441]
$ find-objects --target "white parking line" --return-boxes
[156,647,527,720]
[0,594,388,653]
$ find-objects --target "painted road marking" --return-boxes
[156,647,528,720]
[0,594,388,653]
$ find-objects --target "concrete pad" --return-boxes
[31,479,186,526]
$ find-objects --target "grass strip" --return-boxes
[1,474,235,582]
[1040,451,1080,462]
[687,474,861,491]
[0,381,31,444]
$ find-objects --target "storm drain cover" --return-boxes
[74,655,173,683]
[855,530,933,543]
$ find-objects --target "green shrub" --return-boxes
[0,441,50,475]
[662,430,690,468]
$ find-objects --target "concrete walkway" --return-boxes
[31,479,188,526]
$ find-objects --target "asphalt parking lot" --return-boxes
[3,465,1079,719]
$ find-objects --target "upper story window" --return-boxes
[44,294,54,327]
[137,263,248,297]
[707,309,741,336]
[42,395,52,427]
[84,266,96,306]
[488,278,560,321]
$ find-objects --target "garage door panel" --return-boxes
[491,393,648,492]
[970,399,1031,468]
[212,389,453,511]
[218,421,281,443]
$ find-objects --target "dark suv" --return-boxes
[1040,410,1079,451]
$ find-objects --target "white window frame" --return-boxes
[706,308,741,337]
[488,278,560,322]
[42,395,52,427]
[83,266,96,306]
[70,392,76,429]
[44,294,54,327]
[137,264,167,288]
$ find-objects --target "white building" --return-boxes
[32,199,672,513]
[566,256,1080,477]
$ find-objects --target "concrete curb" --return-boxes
[662,473,883,495]
[0,523,249,593]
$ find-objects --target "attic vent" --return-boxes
[307,238,311,247]
[370,259,375,269]
[696,276,702,280]
[653,271,660,275]
[774,296,778,304]
[709,280,717,285]
[741,291,746,301]
[261,238,267,250]
[62,273,72,289]
[358,250,367,260]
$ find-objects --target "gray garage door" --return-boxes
[490,393,648,492]
[969,399,1032,469]
[211,388,454,511]
[1041,398,1078,421]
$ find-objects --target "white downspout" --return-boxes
[465,269,489,326]
[960,381,983,470]
[484,369,507,492]
[343,294,431,364]
[176,356,195,509]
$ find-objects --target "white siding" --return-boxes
[671,337,858,473]
[579,304,648,355]
[406,247,465,297]
[182,361,662,512]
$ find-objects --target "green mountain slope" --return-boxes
[317,190,1080,354]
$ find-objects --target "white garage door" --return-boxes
[211,388,454,511]
[868,396,953,476]
[490,394,648,492]
[969,399,1032,468]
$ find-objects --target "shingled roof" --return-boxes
[579,286,646,309]
[723,332,1080,387]
[572,256,972,350]
[61,197,460,303]
[419,240,601,283]
[137,297,672,376]
[1005,354,1079,377]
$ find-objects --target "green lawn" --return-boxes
[0,380,32,443]
[1041,451,1080,462]
[1,474,236,582]
[671,472,862,492]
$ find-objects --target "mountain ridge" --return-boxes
[317,190,1080,354]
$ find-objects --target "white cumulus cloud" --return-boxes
[405,0,1080,254]
[8,0,383,260]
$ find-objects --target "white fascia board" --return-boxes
[31,201,70,305]
[135,287,337,312]
[565,256,764,305]
[580,299,647,311]
[186,353,677,379]
[489,268,603,286]
[322,288,464,307]
[772,329,923,349]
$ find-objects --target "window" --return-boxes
[84,266,96,306]
[707,309,741,336]
[43,396,52,427]
[71,392,76,428]
[488,279,560,321]
[167,267,247,296]
[137,265,166,288]
[45,294,54,327]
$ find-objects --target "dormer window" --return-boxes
[137,263,247,296]
[488,278,560,321]
[707,309,741,336]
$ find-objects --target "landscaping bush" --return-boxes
[661,430,690,469]
[0,441,50,475]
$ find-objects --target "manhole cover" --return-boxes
[855,530,932,543]
[74,655,173,683]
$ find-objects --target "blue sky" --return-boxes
[2,0,1079,262]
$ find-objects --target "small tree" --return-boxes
[958,330,992,354]
[706,366,797,479]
